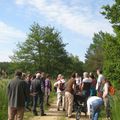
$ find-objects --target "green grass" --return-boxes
[0,79,9,120]
[110,92,120,120]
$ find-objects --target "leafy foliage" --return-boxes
[84,31,105,72]
[10,22,83,77]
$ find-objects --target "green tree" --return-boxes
[101,0,120,84]
[11,23,68,75]
[84,31,105,72]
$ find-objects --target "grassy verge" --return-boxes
[111,91,120,120]
[0,79,9,120]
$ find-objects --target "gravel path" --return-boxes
[28,101,88,120]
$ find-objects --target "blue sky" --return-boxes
[0,0,113,62]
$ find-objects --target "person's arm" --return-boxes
[50,81,52,91]
[41,80,45,94]
[54,81,58,87]
[103,83,109,98]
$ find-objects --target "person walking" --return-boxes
[31,72,46,116]
[96,69,105,97]
[89,72,97,96]
[7,70,29,120]
[25,74,32,111]
[65,73,76,118]
[54,75,66,111]
[102,78,111,120]
[45,74,52,106]
[87,96,103,120]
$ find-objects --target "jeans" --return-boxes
[33,95,38,112]
[32,95,44,114]
[39,95,44,114]
[91,106,100,120]
[90,101,102,120]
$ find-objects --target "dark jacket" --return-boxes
[7,76,29,108]
[30,78,45,96]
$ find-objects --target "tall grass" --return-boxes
[0,79,9,120]
[111,92,120,120]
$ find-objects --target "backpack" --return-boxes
[107,80,115,96]
[109,85,115,96]
[59,81,65,91]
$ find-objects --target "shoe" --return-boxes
[33,111,38,116]
[46,103,51,106]
[63,108,65,111]
[68,116,72,118]
[107,117,111,120]
[41,113,46,116]
[26,107,31,111]
[57,108,60,111]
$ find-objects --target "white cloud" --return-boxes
[0,21,26,62]
[15,0,113,38]
[0,21,26,43]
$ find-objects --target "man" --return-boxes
[87,96,103,120]
[45,74,52,106]
[96,69,105,97]
[65,73,76,118]
[102,78,111,120]
[7,70,29,120]
[31,72,46,116]
[25,74,32,111]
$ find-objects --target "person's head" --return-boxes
[36,73,41,78]
[41,72,45,78]
[57,74,62,80]
[83,72,89,78]
[89,72,95,79]
[22,73,26,80]
[46,74,50,79]
[61,75,64,79]
[15,70,22,78]
[71,72,76,79]
[26,74,32,80]
[96,68,102,75]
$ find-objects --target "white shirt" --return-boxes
[83,78,92,83]
[87,96,103,115]
[54,79,65,93]
[96,74,104,90]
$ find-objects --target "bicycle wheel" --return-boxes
[76,111,80,120]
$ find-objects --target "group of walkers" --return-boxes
[7,68,113,120]
[53,69,112,120]
[7,70,52,120]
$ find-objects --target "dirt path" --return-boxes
[27,101,88,120]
